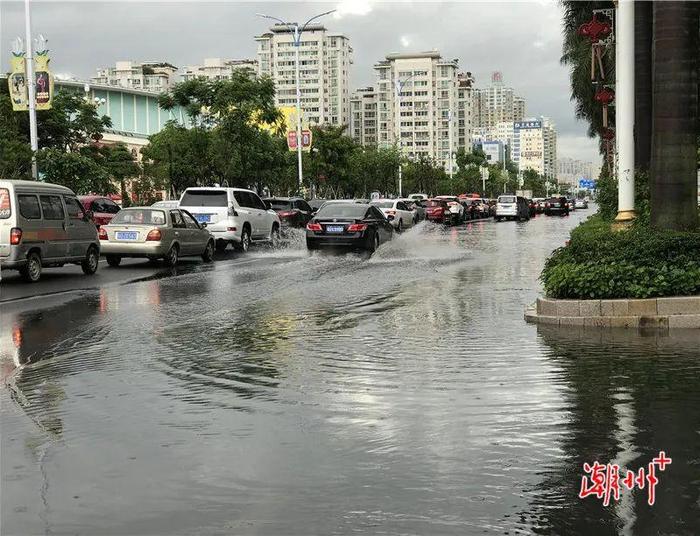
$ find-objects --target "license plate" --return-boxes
[194,214,211,223]
[326,225,345,233]
[116,231,138,240]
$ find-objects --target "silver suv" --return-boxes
[178,187,281,252]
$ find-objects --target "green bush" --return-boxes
[595,170,651,223]
[541,215,700,299]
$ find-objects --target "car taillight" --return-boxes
[306,222,322,231]
[278,211,295,218]
[98,227,108,240]
[146,229,162,241]
[545,203,550,208]
[10,227,22,245]
[347,223,367,232]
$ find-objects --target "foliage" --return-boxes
[346,146,400,198]
[594,170,651,223]
[305,125,358,196]
[37,147,113,194]
[401,155,448,196]
[521,169,546,197]
[541,215,700,298]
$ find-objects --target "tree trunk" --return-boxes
[650,1,699,231]
[634,0,653,171]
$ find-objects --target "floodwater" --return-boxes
[1,209,699,535]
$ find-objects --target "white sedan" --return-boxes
[370,199,415,231]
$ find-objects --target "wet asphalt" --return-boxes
[1,208,699,535]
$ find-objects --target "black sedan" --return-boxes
[544,196,570,216]
[306,203,394,252]
[265,197,314,228]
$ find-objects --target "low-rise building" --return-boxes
[181,58,257,81]
[91,61,178,93]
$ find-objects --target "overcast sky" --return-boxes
[0,0,600,164]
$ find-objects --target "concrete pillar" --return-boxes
[615,0,636,222]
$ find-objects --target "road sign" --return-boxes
[578,178,596,189]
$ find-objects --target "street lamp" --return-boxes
[256,10,336,194]
[394,72,418,197]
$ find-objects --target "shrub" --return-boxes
[541,215,700,299]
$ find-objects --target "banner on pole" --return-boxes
[33,38,53,110]
[8,54,28,111]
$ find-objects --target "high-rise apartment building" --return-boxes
[473,72,526,128]
[372,51,472,172]
[557,157,597,186]
[255,24,352,127]
[350,87,378,146]
[512,117,557,180]
[91,61,178,93]
[181,58,257,82]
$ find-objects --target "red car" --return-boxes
[425,199,451,223]
[79,195,121,227]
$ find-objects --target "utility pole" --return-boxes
[256,10,336,193]
[24,0,39,179]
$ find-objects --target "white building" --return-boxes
[481,140,505,164]
[181,58,257,82]
[557,157,598,186]
[255,23,352,127]
[372,51,473,172]
[350,87,378,146]
[91,61,178,93]
[513,117,557,180]
[473,72,526,129]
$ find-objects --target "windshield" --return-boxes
[111,209,166,225]
[180,190,227,207]
[427,200,447,208]
[371,201,395,209]
[499,196,516,204]
[316,203,367,219]
[269,200,292,210]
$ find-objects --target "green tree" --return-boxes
[101,143,140,207]
[522,169,547,197]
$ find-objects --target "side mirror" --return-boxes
[84,210,93,222]
[200,222,208,228]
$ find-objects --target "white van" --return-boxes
[0,180,100,282]
[178,187,281,252]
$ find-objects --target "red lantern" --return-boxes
[577,16,612,43]
[594,88,615,105]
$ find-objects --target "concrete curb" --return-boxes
[525,296,700,329]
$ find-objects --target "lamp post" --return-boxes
[256,10,336,193]
[394,72,418,197]
[24,0,39,179]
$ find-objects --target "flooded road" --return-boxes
[2,210,699,535]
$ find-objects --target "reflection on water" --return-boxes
[2,209,699,535]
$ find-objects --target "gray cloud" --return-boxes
[0,0,601,163]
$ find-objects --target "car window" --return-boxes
[249,192,266,210]
[90,199,104,212]
[270,199,292,211]
[64,196,86,220]
[398,202,409,211]
[181,190,228,207]
[112,209,166,225]
[180,210,201,230]
[234,191,250,208]
[40,195,65,220]
[18,194,41,219]
[370,206,386,220]
[298,200,312,212]
[170,210,186,228]
[0,188,11,219]
[102,198,121,214]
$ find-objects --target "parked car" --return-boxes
[152,200,180,209]
[532,198,546,213]
[308,199,327,213]
[424,199,451,224]
[461,197,490,219]
[178,187,281,252]
[544,196,570,216]
[434,195,464,225]
[265,197,314,229]
[99,207,214,267]
[567,198,577,211]
[0,180,100,282]
[306,202,393,252]
[79,195,121,227]
[575,198,589,209]
[370,199,414,231]
[527,199,537,217]
[495,195,531,221]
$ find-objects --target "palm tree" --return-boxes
[650,2,699,231]
[634,1,653,171]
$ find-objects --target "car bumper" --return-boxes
[100,241,170,257]
[306,233,371,249]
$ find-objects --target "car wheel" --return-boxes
[270,225,281,248]
[20,251,42,283]
[81,246,99,275]
[397,219,403,232]
[235,226,251,252]
[106,254,122,267]
[215,240,228,252]
[164,244,179,267]
[202,240,214,262]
